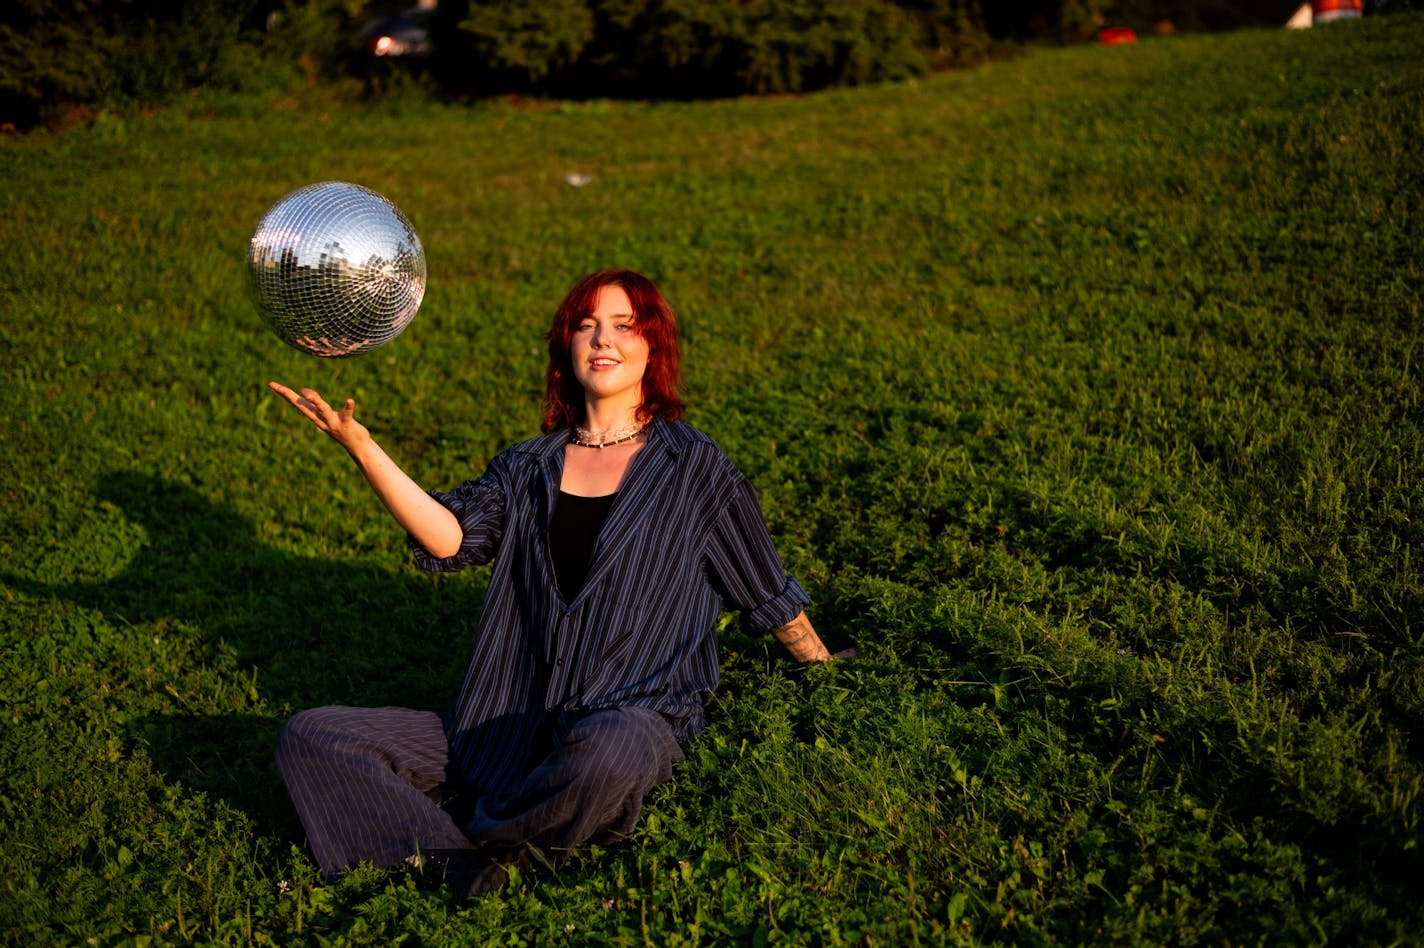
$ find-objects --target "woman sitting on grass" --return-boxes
[268,268,834,898]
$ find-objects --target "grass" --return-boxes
[2,14,1422,945]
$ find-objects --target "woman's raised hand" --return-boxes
[268,381,371,455]
[266,382,461,554]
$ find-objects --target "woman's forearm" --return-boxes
[772,611,832,662]
[347,437,464,558]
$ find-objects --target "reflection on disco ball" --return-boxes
[247,181,426,358]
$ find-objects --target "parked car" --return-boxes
[357,6,434,58]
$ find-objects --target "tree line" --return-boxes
[0,0,1404,130]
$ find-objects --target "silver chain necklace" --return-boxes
[571,420,646,448]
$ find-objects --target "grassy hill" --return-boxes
[1,14,1421,944]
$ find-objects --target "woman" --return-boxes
[270,269,832,896]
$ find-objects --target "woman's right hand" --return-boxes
[266,381,463,556]
[268,381,372,455]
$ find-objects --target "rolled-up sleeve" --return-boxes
[409,471,507,573]
[706,475,811,631]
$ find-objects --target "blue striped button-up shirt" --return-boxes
[411,418,810,798]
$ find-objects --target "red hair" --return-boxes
[542,269,685,432]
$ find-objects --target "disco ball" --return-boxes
[247,181,426,358]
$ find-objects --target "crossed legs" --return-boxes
[274,704,682,880]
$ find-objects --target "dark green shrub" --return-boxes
[1059,0,1112,36]
[735,0,928,93]
[0,0,256,128]
[255,0,368,84]
[897,0,994,68]
[585,0,928,96]
[424,0,929,98]
[455,0,596,82]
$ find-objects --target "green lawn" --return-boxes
[2,15,1422,945]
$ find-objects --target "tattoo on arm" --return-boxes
[773,612,832,662]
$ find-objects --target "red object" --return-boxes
[1313,0,1363,12]
[1099,27,1138,45]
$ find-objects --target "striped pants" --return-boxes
[274,704,683,877]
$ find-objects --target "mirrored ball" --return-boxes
[248,181,426,358]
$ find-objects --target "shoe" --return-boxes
[461,843,550,899]
[461,858,513,898]
[403,848,487,891]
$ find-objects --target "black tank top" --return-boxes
[550,491,616,601]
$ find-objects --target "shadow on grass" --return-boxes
[4,469,487,832]
[136,712,302,837]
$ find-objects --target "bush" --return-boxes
[0,0,257,128]
[455,0,596,83]
[256,0,369,85]
[898,0,994,68]
[434,0,932,97]
[728,0,929,93]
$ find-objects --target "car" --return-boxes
[357,6,434,58]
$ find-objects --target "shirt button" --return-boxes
[556,658,565,668]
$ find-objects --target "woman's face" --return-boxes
[570,285,651,409]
